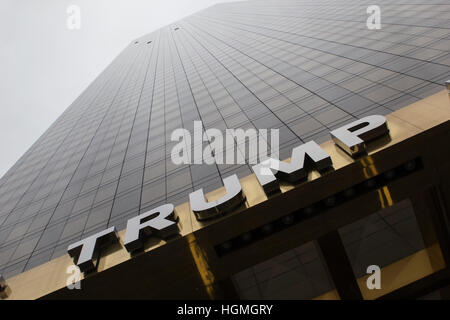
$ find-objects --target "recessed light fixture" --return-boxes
[215,157,423,257]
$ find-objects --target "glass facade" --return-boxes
[0,0,449,279]
[231,199,425,299]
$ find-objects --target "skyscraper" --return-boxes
[1,0,450,299]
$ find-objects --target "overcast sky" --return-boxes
[0,0,238,178]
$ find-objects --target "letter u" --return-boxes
[189,174,245,220]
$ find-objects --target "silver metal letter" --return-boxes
[189,174,245,220]
[124,203,178,252]
[330,115,388,156]
[252,141,332,194]
[67,227,118,273]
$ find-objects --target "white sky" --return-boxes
[0,0,239,178]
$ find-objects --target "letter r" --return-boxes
[124,203,178,252]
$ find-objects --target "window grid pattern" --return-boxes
[0,0,448,277]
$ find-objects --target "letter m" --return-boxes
[252,141,332,194]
